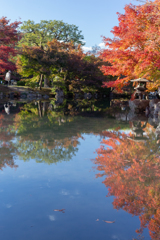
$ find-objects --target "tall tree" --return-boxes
[19,20,84,48]
[16,40,66,89]
[48,41,110,93]
[99,1,160,91]
[17,39,109,91]
[0,17,21,73]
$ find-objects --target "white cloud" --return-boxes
[82,43,107,53]
[6,204,12,208]
[98,42,105,48]
[49,215,56,221]
[18,174,30,179]
[60,189,69,196]
[112,235,120,240]
[82,46,92,52]
[75,190,80,195]
[19,175,25,178]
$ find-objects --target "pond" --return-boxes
[0,99,159,240]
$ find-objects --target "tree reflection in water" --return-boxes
[2,98,160,238]
[94,121,160,240]
[13,101,115,164]
[0,99,118,166]
[12,101,85,164]
[0,114,18,170]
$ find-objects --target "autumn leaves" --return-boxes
[99,1,160,91]
[0,17,21,73]
[1,1,160,93]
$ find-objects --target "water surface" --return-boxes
[1,99,159,240]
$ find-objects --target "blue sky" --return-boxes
[1,0,140,50]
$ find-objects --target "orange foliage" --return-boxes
[94,128,160,239]
[100,1,160,91]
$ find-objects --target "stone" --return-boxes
[0,92,3,99]
[9,92,14,99]
[74,93,80,99]
[20,93,27,99]
[37,93,42,98]
[48,104,53,110]
[153,101,160,115]
[55,98,63,105]
[43,94,49,99]
[84,92,92,100]
[55,88,64,99]
[129,99,149,113]
[27,94,33,99]
[94,92,100,99]
[149,99,160,111]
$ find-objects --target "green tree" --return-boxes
[19,20,85,49]
[17,40,67,89]
[17,39,110,92]
[49,42,111,94]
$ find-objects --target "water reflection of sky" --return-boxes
[0,133,150,240]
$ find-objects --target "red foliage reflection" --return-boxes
[94,127,160,240]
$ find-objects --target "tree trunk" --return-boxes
[39,74,43,90]
[38,101,42,118]
[42,102,49,116]
[44,76,50,88]
[64,72,69,92]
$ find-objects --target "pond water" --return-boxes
[0,99,159,240]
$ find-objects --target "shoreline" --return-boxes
[0,85,53,100]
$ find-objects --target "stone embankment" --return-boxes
[129,99,160,115]
[0,86,51,100]
[129,99,150,113]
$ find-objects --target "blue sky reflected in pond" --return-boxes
[0,101,156,239]
[0,135,150,240]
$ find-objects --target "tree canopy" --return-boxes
[17,39,109,91]
[19,20,85,48]
[16,40,65,88]
[99,0,160,91]
[0,17,21,73]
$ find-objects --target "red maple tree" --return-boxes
[99,0,160,91]
[0,17,21,73]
